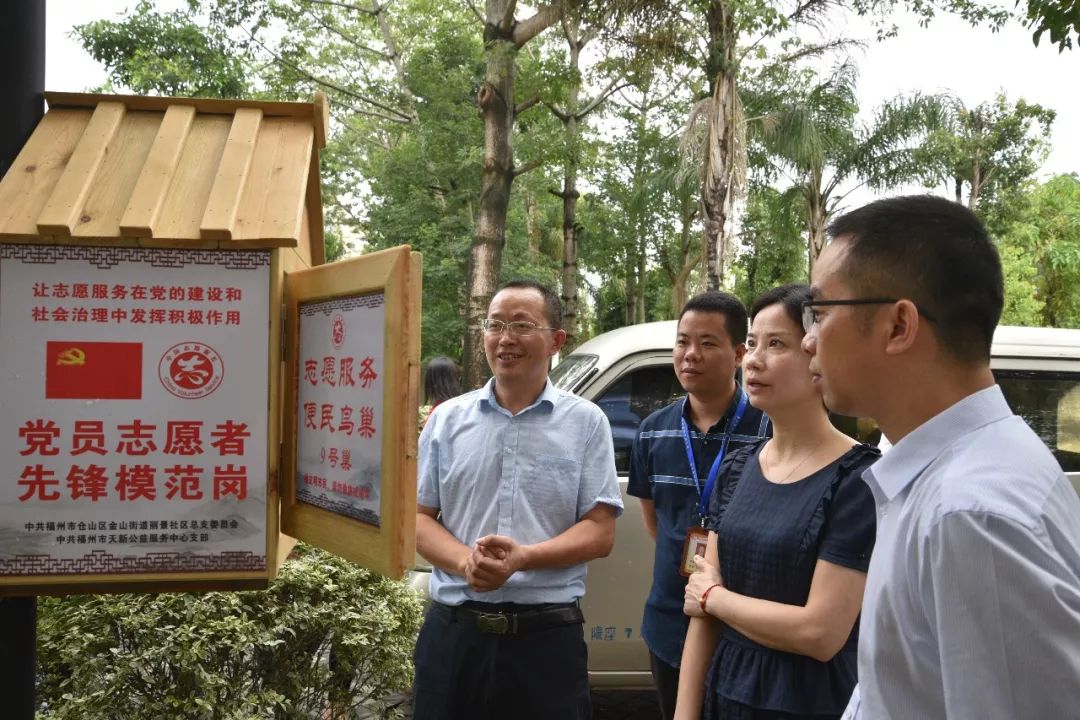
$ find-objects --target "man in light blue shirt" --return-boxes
[414,279,622,720]
[804,195,1080,719]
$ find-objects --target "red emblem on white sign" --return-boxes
[331,314,345,349]
[158,342,224,399]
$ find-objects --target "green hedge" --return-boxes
[36,544,423,719]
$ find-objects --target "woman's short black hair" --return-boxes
[750,283,813,334]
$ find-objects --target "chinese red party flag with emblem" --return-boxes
[45,341,143,399]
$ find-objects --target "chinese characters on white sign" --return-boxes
[295,293,385,527]
[0,246,270,577]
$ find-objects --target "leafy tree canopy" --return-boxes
[75,0,251,97]
[915,92,1055,214]
[732,185,807,305]
[1024,0,1080,50]
[999,174,1080,327]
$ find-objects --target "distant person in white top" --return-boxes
[802,194,1080,719]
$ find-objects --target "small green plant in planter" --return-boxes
[36,543,423,720]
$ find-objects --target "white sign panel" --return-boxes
[0,246,270,577]
[295,293,385,527]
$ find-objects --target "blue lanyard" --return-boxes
[680,389,749,523]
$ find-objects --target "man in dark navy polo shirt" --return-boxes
[627,291,770,720]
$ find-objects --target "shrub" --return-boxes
[36,544,423,719]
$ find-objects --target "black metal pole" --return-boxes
[0,1,45,718]
[0,0,45,177]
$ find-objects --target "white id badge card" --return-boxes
[680,526,709,576]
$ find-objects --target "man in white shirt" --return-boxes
[802,195,1080,719]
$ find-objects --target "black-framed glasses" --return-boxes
[480,318,557,336]
[801,298,936,333]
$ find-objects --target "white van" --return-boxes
[411,322,1080,691]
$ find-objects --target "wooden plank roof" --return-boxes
[0,91,329,260]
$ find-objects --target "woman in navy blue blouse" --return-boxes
[674,284,879,720]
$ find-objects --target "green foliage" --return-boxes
[915,93,1055,222]
[998,174,1080,328]
[361,47,479,361]
[732,186,807,305]
[584,67,699,329]
[747,60,945,261]
[997,234,1045,326]
[36,544,423,720]
[846,0,1011,39]
[74,0,251,97]
[322,226,351,263]
[592,278,628,334]
[70,0,1062,353]
[1025,0,1080,50]
[359,10,566,366]
[591,269,675,334]
[644,267,676,319]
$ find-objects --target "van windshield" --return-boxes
[550,354,598,393]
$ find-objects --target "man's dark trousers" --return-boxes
[412,601,591,720]
[650,651,679,720]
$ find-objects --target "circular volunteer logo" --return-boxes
[158,342,224,399]
[331,314,345,348]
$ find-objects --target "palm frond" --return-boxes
[677,96,713,186]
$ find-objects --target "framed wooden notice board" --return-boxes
[280,246,421,578]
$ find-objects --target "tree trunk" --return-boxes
[669,190,700,313]
[968,161,982,210]
[461,3,561,388]
[619,78,651,327]
[806,170,828,273]
[624,251,636,326]
[701,1,739,291]
[672,258,695,315]
[559,21,584,349]
[636,234,647,323]
[561,183,581,344]
[463,29,517,389]
[672,271,691,313]
[524,191,541,254]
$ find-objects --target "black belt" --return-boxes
[432,600,583,635]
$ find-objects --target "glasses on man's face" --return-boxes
[481,318,557,337]
[801,298,917,333]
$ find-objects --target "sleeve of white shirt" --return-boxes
[840,684,860,720]
[927,510,1080,719]
[576,410,623,518]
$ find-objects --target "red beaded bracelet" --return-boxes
[700,583,722,613]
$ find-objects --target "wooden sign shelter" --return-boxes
[0,92,420,596]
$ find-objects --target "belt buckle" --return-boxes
[476,612,510,634]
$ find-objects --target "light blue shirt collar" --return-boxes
[864,385,1012,501]
[478,377,558,416]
